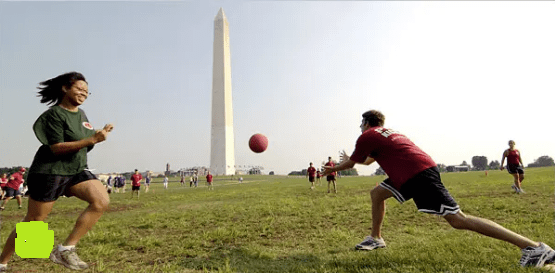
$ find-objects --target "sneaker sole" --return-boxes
[538,251,555,267]
[50,251,87,270]
[355,244,386,251]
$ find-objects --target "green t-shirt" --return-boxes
[28,105,96,175]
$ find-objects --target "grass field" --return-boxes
[0,167,553,272]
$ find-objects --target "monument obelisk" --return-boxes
[210,8,235,176]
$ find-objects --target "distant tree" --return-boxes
[461,161,469,166]
[269,171,275,175]
[301,169,307,176]
[436,164,447,173]
[471,156,488,170]
[375,167,386,176]
[489,160,500,170]
[528,156,555,167]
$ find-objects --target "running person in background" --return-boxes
[0,72,113,272]
[316,169,322,186]
[206,171,213,190]
[130,169,142,199]
[324,157,337,193]
[144,172,151,193]
[193,172,198,187]
[0,168,26,210]
[163,175,168,189]
[121,175,127,193]
[306,162,317,189]
[321,110,555,269]
[500,140,525,194]
[106,175,113,193]
[113,175,121,193]
[0,173,8,200]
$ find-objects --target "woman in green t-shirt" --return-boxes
[0,72,114,272]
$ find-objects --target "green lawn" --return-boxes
[0,167,553,272]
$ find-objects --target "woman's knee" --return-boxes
[90,197,109,212]
[445,213,468,230]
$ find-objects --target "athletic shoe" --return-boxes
[520,242,555,267]
[519,188,526,194]
[50,246,89,270]
[355,236,386,250]
[511,185,517,193]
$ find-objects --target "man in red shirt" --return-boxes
[130,169,143,199]
[306,163,317,190]
[324,157,337,193]
[0,168,25,210]
[206,171,213,191]
[322,110,555,268]
[0,173,8,200]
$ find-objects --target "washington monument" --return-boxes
[210,8,235,175]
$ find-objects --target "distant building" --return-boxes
[446,165,470,172]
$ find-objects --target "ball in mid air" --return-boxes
[249,134,268,153]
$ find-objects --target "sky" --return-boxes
[1,1,554,176]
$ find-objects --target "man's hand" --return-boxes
[340,150,350,163]
[321,165,334,177]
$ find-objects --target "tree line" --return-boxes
[375,155,554,175]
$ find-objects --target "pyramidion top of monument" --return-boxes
[215,7,227,20]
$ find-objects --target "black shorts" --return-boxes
[4,188,20,198]
[507,164,524,175]
[379,167,460,216]
[27,170,97,202]
[327,175,335,182]
[309,177,315,182]
[132,186,140,191]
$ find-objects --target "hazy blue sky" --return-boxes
[1,1,554,176]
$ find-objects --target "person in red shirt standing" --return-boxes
[324,157,337,193]
[500,140,525,193]
[306,163,317,190]
[0,173,8,200]
[0,168,26,210]
[206,171,213,191]
[316,169,322,186]
[130,169,143,199]
[322,110,555,269]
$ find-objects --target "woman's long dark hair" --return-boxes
[37,72,87,105]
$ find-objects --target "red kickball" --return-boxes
[249,134,268,153]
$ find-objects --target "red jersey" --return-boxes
[325,161,336,176]
[307,166,316,177]
[507,149,521,165]
[350,127,436,190]
[6,171,24,190]
[206,174,213,183]
[131,173,143,187]
[316,171,321,178]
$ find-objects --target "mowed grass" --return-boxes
[0,167,553,272]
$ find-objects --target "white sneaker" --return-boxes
[355,236,386,250]
[50,245,89,270]
[520,242,555,267]
[511,185,517,193]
